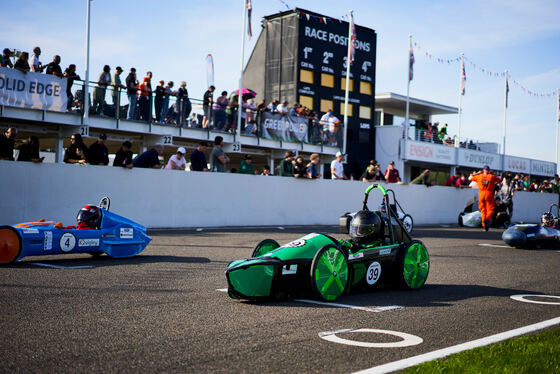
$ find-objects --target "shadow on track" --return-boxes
[4,254,224,268]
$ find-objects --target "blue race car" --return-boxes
[0,198,151,264]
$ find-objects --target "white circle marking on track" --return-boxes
[510,294,560,305]
[318,328,423,348]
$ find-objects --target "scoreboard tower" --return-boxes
[243,8,377,171]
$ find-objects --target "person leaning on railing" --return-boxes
[92,65,111,115]
[126,67,139,120]
[14,52,30,74]
[63,133,88,164]
[63,64,80,112]
[1,48,14,68]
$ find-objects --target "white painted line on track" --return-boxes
[29,262,94,269]
[319,328,423,348]
[511,294,560,305]
[352,316,560,374]
[216,288,228,292]
[478,243,510,248]
[294,299,403,313]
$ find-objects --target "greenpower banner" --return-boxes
[0,67,68,112]
[261,112,309,143]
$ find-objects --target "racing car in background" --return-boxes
[226,185,429,302]
[502,204,560,249]
[0,198,151,264]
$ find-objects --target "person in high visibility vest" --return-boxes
[469,165,502,231]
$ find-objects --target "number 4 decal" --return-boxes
[59,233,76,253]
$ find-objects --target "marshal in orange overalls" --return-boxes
[470,172,502,228]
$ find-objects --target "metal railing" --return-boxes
[407,127,497,153]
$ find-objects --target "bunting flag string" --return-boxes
[412,39,556,99]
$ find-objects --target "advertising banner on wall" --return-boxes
[458,149,501,170]
[504,155,531,174]
[261,112,309,143]
[531,160,556,177]
[404,140,456,165]
[0,67,67,112]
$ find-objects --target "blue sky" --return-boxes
[1,0,559,166]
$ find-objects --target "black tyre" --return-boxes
[251,239,280,257]
[401,214,413,234]
[458,213,464,227]
[310,244,349,301]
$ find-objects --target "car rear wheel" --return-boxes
[0,226,22,264]
[310,244,349,301]
[399,240,429,290]
[251,239,280,257]
[401,214,413,233]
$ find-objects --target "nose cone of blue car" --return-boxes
[502,228,526,247]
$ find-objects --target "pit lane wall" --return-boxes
[0,161,556,228]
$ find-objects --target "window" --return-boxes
[340,77,354,91]
[340,103,353,117]
[360,81,372,95]
[299,95,313,110]
[300,69,314,84]
[321,73,334,88]
[359,106,371,119]
[320,99,333,113]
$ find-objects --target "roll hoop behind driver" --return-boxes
[469,165,502,231]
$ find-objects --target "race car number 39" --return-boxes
[366,261,381,285]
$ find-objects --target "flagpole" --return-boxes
[83,0,92,124]
[342,10,353,155]
[556,88,559,173]
[236,0,248,138]
[455,53,464,148]
[405,34,412,140]
[502,70,508,171]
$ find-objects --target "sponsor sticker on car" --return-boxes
[348,252,364,260]
[44,231,52,251]
[120,228,133,239]
[78,239,100,247]
[22,228,39,234]
[379,248,392,256]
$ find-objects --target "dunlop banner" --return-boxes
[0,67,67,112]
[261,112,309,143]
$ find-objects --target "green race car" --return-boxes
[226,184,430,301]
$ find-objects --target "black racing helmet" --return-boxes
[541,212,554,228]
[77,205,102,229]
[349,210,383,244]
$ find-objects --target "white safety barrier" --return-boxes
[0,161,557,228]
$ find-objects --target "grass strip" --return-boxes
[404,326,560,373]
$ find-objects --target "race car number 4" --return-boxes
[59,233,77,252]
[366,261,381,285]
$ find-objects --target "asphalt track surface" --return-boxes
[1,226,559,373]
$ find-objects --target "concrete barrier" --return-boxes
[0,161,556,228]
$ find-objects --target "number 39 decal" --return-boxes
[366,261,381,285]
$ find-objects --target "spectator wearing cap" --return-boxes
[112,66,125,108]
[31,46,43,72]
[126,68,139,120]
[113,140,133,169]
[154,80,165,123]
[133,144,163,169]
[330,151,346,180]
[87,133,109,165]
[210,135,229,172]
[279,151,294,177]
[165,147,187,170]
[93,65,111,115]
[190,141,208,172]
[63,64,80,111]
[307,153,321,179]
[1,48,14,68]
[0,127,17,161]
[239,154,254,174]
[45,55,63,77]
[384,161,401,183]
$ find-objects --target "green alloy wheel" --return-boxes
[310,244,349,301]
[399,240,430,289]
[251,239,280,257]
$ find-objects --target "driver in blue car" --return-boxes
[77,205,102,230]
